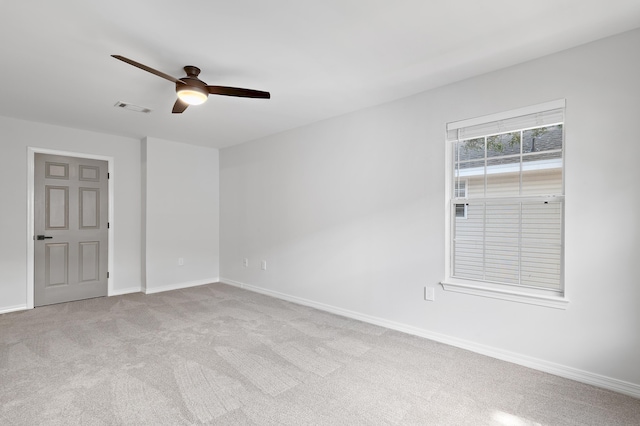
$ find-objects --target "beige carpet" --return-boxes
[1,282,638,425]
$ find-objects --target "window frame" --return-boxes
[441,100,569,309]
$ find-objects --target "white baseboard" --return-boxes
[144,278,219,295]
[219,277,640,399]
[0,304,29,315]
[109,286,142,296]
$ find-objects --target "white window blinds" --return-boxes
[447,99,565,142]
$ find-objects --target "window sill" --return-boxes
[440,279,569,309]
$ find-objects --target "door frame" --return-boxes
[27,147,114,309]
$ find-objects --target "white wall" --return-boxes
[142,137,219,293]
[220,28,640,394]
[0,117,143,310]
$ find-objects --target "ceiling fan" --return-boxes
[111,55,270,114]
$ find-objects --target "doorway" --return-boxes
[33,153,109,306]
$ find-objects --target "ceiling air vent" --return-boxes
[114,101,152,114]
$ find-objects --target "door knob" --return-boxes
[36,235,53,240]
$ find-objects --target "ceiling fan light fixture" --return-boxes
[176,86,208,105]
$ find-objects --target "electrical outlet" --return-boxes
[261,260,267,271]
[243,258,249,268]
[178,257,184,266]
[424,286,435,301]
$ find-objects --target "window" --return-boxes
[442,100,567,308]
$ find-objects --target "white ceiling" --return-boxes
[2,1,639,149]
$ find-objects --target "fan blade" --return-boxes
[111,55,185,85]
[172,99,189,114]
[207,86,270,99]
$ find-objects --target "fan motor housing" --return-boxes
[176,72,208,97]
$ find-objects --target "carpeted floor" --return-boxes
[1,282,638,425]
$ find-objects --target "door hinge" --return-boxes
[107,272,110,279]
[108,173,110,179]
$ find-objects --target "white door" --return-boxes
[34,153,108,306]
